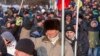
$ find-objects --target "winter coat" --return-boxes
[31,35,73,56]
[20,27,30,39]
[88,26,100,48]
[22,16,32,30]
[0,36,7,56]
[77,31,89,56]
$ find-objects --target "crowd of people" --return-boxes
[0,0,100,56]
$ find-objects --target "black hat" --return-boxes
[24,11,29,14]
[65,10,72,17]
[65,13,72,17]
[65,26,75,32]
[15,39,35,55]
[44,19,60,32]
[65,13,72,20]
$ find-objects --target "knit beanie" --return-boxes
[65,26,75,32]
[15,39,35,55]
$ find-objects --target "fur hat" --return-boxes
[44,19,60,32]
[15,39,35,55]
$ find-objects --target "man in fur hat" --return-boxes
[31,19,73,56]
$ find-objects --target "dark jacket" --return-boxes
[77,31,89,56]
[0,36,7,56]
[30,26,44,37]
[22,16,32,30]
[66,30,89,56]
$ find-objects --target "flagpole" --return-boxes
[74,0,80,56]
[18,0,24,14]
[61,0,65,56]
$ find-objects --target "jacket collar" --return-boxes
[42,34,61,45]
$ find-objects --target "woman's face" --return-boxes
[65,15,71,22]
[90,21,98,28]
[85,15,90,19]
[6,23,11,28]
[11,24,15,28]
[66,15,71,20]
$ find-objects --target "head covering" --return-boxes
[15,39,35,55]
[90,19,98,27]
[65,10,72,17]
[1,31,15,41]
[65,13,72,17]
[44,19,61,32]
[65,26,75,32]
[24,11,29,15]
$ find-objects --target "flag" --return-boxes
[79,0,83,8]
[57,0,71,10]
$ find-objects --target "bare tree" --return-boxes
[0,0,49,5]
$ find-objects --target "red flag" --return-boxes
[57,0,71,10]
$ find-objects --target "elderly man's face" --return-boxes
[66,31,75,40]
[46,30,59,38]
[15,50,31,56]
